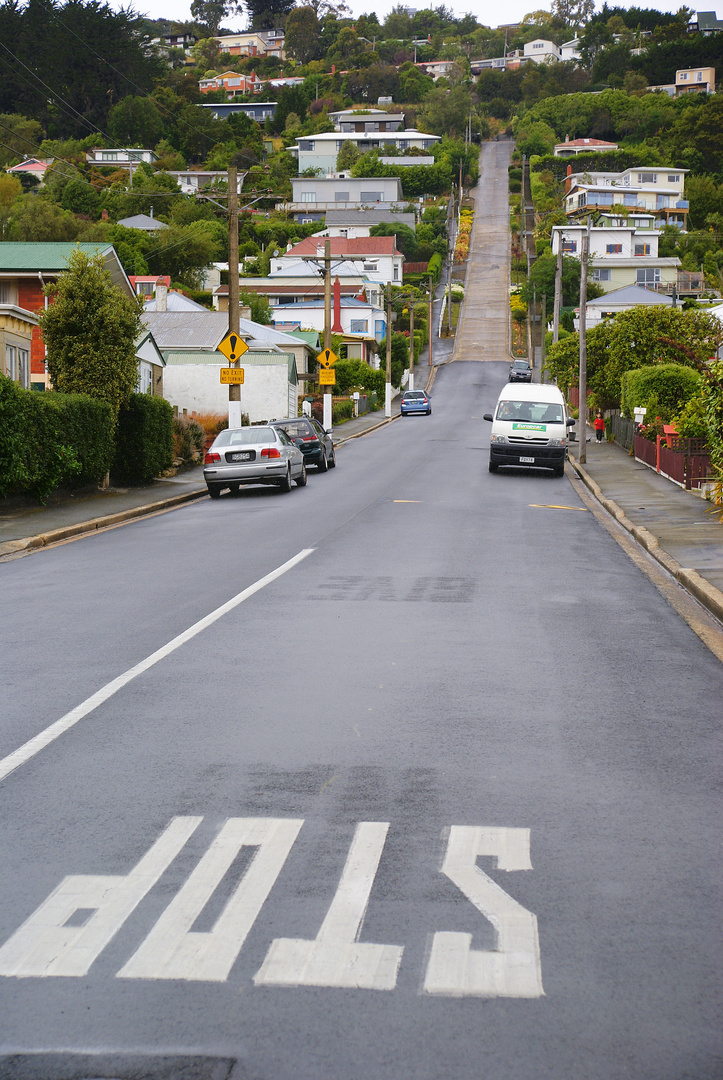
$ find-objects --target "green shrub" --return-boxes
[113,394,174,485]
[171,414,205,464]
[333,359,385,396]
[0,376,113,500]
[621,364,702,422]
[332,399,353,423]
[427,252,442,283]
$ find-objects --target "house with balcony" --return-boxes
[271,294,386,364]
[563,166,689,230]
[281,176,405,221]
[322,209,416,237]
[551,216,683,295]
[271,236,404,289]
[199,70,263,97]
[214,31,271,57]
[523,38,562,63]
[86,148,158,167]
[160,169,241,196]
[199,101,276,123]
[289,131,440,176]
[675,66,715,93]
[328,108,406,133]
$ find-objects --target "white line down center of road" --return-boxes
[0,549,315,785]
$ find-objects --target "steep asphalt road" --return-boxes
[0,361,720,1080]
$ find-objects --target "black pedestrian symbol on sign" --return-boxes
[229,334,238,360]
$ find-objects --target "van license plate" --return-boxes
[520,456,535,463]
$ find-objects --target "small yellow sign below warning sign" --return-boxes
[317,348,337,368]
[220,367,244,384]
[318,368,336,385]
[218,332,249,362]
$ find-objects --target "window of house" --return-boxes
[634,244,651,256]
[5,344,15,379]
[335,191,350,201]
[138,361,152,395]
[606,244,623,254]
[300,217,313,223]
[533,42,543,48]
[361,191,383,202]
[696,70,703,80]
[350,320,368,333]
[298,140,314,151]
[667,175,680,183]
[301,192,315,202]
[638,172,657,183]
[362,261,378,271]
[393,266,399,279]
[0,282,11,304]
[593,268,611,282]
[636,268,660,285]
[679,71,688,80]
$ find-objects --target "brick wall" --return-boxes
[17,281,48,375]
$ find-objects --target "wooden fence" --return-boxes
[634,433,712,490]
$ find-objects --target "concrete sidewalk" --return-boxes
[569,434,723,624]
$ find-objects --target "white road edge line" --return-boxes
[0,548,315,785]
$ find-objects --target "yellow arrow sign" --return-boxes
[218,331,249,362]
[220,367,244,384]
[317,348,337,369]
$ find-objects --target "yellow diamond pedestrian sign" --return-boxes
[218,331,249,362]
[317,348,337,369]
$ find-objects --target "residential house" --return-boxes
[551,216,683,294]
[271,294,386,364]
[281,176,405,220]
[328,108,406,133]
[161,169,241,196]
[129,275,172,299]
[577,284,673,330]
[688,11,723,34]
[198,70,263,97]
[200,101,277,122]
[0,242,133,389]
[554,137,619,158]
[559,38,582,61]
[272,236,404,289]
[0,299,37,390]
[134,328,166,396]
[471,52,531,72]
[675,66,716,93]
[6,158,52,182]
[322,209,417,237]
[416,60,458,79]
[86,148,158,167]
[214,30,285,59]
[379,156,435,168]
[117,213,168,232]
[289,130,440,176]
[143,310,305,419]
[213,265,384,312]
[523,39,562,62]
[563,166,689,230]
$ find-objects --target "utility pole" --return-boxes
[323,238,332,432]
[408,298,415,392]
[540,293,547,381]
[227,165,241,429]
[578,218,590,464]
[385,282,392,418]
[552,243,563,344]
[532,283,536,370]
[428,273,433,368]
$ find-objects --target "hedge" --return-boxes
[113,394,174,485]
[621,364,702,422]
[427,252,442,283]
[0,375,114,500]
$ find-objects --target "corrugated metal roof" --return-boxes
[324,210,416,228]
[144,311,311,352]
[0,242,114,270]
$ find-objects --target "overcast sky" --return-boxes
[124,0,691,32]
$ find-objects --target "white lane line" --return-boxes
[0,549,315,785]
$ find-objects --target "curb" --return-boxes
[569,454,723,625]
[0,487,208,559]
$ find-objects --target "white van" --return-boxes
[483,382,575,476]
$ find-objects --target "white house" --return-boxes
[551,217,681,293]
[559,38,582,61]
[86,148,158,167]
[554,137,619,158]
[523,39,562,63]
[271,236,404,289]
[289,131,440,176]
[161,170,242,196]
[281,176,406,221]
[328,108,406,132]
[322,209,417,237]
[564,166,689,230]
[271,295,386,364]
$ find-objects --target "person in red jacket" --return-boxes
[594,411,605,442]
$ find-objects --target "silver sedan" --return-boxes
[203,425,307,498]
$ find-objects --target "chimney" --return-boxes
[155,282,168,311]
[332,276,343,332]
[565,164,573,192]
[287,242,292,252]
[565,134,569,142]
[240,304,252,320]
[101,208,108,220]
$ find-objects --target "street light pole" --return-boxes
[428,273,433,368]
[408,299,415,391]
[578,218,590,464]
[552,243,563,344]
[385,282,392,418]
[323,238,332,432]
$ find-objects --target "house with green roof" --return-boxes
[0,242,133,389]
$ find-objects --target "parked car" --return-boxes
[400,390,431,416]
[203,425,307,498]
[509,360,532,383]
[269,417,336,471]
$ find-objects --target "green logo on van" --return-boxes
[512,423,546,431]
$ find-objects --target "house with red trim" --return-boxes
[271,235,404,289]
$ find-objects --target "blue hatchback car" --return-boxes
[400,390,431,416]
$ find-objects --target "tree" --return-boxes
[383,4,413,39]
[0,114,45,168]
[370,222,418,259]
[552,0,595,28]
[378,332,408,387]
[107,96,165,148]
[285,6,321,63]
[0,174,22,238]
[419,85,472,138]
[61,179,101,218]
[240,289,272,325]
[244,0,296,30]
[39,250,143,421]
[521,252,592,308]
[190,0,227,35]
[336,140,361,171]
